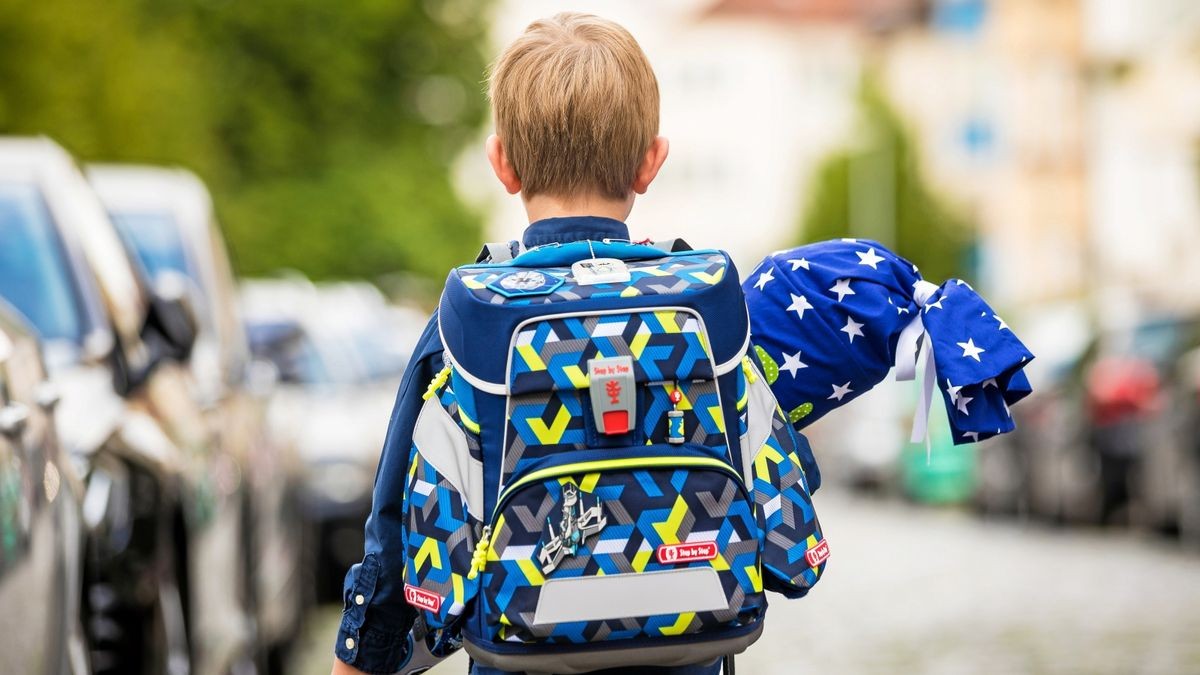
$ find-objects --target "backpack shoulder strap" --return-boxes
[649,238,693,253]
[475,240,524,264]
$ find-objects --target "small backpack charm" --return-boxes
[667,385,685,444]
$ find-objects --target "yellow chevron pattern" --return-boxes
[528,406,572,444]
[413,537,442,572]
[652,495,690,545]
[659,612,696,636]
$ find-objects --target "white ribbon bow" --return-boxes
[895,280,941,462]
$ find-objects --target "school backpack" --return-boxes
[401,239,829,673]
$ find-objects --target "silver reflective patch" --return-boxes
[532,567,727,625]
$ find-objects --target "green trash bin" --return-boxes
[901,397,977,504]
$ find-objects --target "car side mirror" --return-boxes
[143,271,200,365]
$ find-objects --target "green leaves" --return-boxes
[0,0,494,287]
[797,71,973,283]
[788,403,813,424]
[754,345,780,385]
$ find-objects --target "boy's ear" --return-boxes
[486,135,522,195]
[632,136,669,195]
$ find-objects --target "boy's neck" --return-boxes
[523,192,634,224]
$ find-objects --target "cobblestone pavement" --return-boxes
[294,491,1200,675]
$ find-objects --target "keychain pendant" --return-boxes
[667,385,686,444]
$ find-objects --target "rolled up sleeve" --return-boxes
[335,313,442,673]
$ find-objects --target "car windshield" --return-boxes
[0,182,85,343]
[109,210,199,287]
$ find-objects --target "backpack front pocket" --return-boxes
[751,417,828,598]
[476,447,765,645]
[402,397,486,632]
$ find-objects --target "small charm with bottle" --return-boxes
[667,384,686,445]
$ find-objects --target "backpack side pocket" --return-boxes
[402,392,485,633]
[743,360,829,598]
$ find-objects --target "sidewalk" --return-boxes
[296,490,1200,674]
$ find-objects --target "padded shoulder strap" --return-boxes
[650,238,693,253]
[475,240,525,263]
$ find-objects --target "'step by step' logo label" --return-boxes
[404,584,442,613]
[656,541,719,564]
[804,539,831,567]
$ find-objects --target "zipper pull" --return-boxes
[467,525,492,580]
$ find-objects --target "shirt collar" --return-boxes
[522,215,630,248]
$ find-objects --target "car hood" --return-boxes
[267,383,395,466]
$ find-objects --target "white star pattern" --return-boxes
[955,393,974,416]
[957,338,986,362]
[841,317,864,343]
[741,240,1033,450]
[856,247,886,270]
[753,267,775,291]
[786,293,813,320]
[828,381,853,401]
[829,278,855,302]
[780,351,808,378]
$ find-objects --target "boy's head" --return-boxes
[486,12,667,208]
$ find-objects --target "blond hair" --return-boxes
[488,12,660,200]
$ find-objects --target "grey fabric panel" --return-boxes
[463,621,762,675]
[412,396,484,519]
[531,568,727,625]
[481,240,522,263]
[744,362,778,482]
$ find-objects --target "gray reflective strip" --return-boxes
[743,361,779,485]
[532,567,727,625]
[412,396,484,519]
[464,621,762,675]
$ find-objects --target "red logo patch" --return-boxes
[657,541,719,564]
[804,539,831,567]
[605,379,622,404]
[404,584,443,612]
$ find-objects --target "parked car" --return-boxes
[88,164,310,672]
[0,300,90,674]
[973,306,1098,522]
[980,311,1200,530]
[1082,315,1200,527]
[241,279,416,600]
[0,136,228,673]
[1176,346,1200,546]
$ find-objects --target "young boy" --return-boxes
[332,12,719,675]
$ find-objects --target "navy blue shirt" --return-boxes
[335,216,720,674]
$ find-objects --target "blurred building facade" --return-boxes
[461,0,1200,316]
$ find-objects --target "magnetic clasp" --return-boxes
[602,410,630,435]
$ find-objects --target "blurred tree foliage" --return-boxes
[799,72,972,282]
[0,0,492,281]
